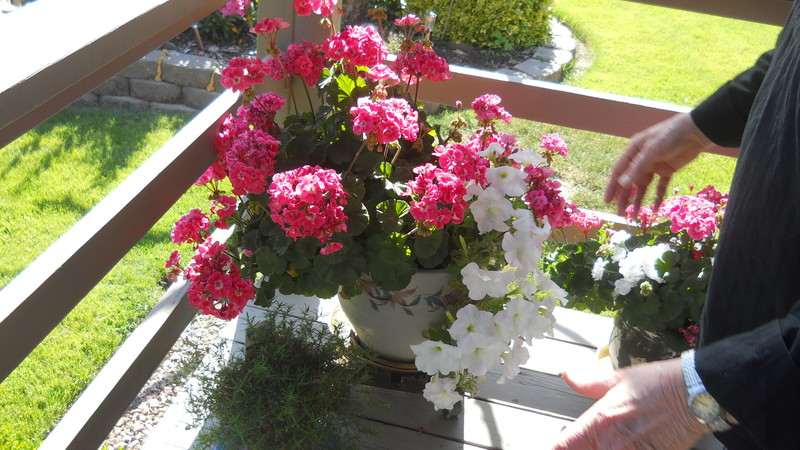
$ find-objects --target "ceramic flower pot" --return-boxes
[607,314,685,369]
[337,270,461,367]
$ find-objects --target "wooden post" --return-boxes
[254,1,341,119]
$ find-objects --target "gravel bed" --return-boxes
[100,314,229,449]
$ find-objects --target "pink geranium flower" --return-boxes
[268,165,348,248]
[405,163,468,229]
[225,129,281,195]
[171,209,210,244]
[218,0,249,17]
[471,94,512,125]
[350,98,419,144]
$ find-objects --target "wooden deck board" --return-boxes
[356,386,571,449]
[144,298,726,450]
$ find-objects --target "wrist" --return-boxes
[680,349,735,433]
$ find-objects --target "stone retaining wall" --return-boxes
[73,50,224,115]
[73,18,577,115]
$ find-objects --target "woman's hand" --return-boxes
[552,358,709,450]
[604,113,715,216]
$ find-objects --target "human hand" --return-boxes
[552,358,709,450]
[604,113,714,217]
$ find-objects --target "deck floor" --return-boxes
[141,297,722,450]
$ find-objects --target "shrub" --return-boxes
[197,0,258,43]
[405,0,552,50]
[185,304,375,449]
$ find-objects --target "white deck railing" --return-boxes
[0,0,785,447]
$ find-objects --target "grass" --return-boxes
[540,0,782,211]
[0,107,209,447]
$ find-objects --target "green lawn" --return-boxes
[546,0,781,210]
[0,108,207,447]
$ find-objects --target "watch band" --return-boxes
[680,349,733,432]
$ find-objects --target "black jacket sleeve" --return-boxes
[695,300,800,449]
[690,50,774,147]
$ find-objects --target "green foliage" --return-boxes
[406,0,552,49]
[0,108,194,445]
[197,1,258,42]
[186,304,374,449]
[544,198,720,349]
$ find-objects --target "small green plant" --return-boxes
[197,0,258,43]
[185,304,374,449]
[406,0,552,50]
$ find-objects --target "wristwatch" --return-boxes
[680,349,733,432]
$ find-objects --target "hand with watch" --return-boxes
[681,349,738,433]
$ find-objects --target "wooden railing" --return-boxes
[0,0,786,448]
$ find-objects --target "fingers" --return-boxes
[560,369,619,399]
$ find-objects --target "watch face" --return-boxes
[689,392,721,422]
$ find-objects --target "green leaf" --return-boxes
[376,199,409,234]
[641,294,661,315]
[255,248,285,274]
[336,74,356,103]
[414,229,449,267]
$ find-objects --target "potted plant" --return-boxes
[544,185,727,367]
[166,3,576,411]
[184,304,374,449]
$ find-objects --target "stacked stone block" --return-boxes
[74,50,224,115]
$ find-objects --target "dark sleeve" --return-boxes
[695,300,800,449]
[690,50,774,148]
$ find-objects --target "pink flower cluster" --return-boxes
[625,205,656,231]
[251,17,290,35]
[218,0,249,17]
[524,166,574,228]
[540,133,569,158]
[266,40,325,87]
[236,92,286,135]
[220,57,269,92]
[571,209,601,237]
[195,160,227,186]
[471,94,512,125]
[323,25,388,69]
[350,98,419,144]
[433,142,489,186]
[658,195,719,241]
[405,163,468,229]
[210,195,237,229]
[171,209,210,245]
[294,0,337,16]
[267,165,348,252]
[696,185,728,208]
[185,239,255,320]
[225,129,281,196]
[393,43,451,85]
[679,321,700,347]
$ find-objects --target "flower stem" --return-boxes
[301,82,316,123]
[390,144,403,165]
[345,140,369,176]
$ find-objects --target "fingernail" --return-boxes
[618,174,631,187]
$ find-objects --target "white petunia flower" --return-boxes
[410,340,463,376]
[611,246,628,262]
[449,304,496,341]
[469,187,514,233]
[494,297,538,340]
[478,142,505,158]
[534,270,568,302]
[461,263,516,300]
[592,257,607,281]
[486,166,528,197]
[458,333,508,377]
[511,208,538,232]
[609,229,631,245]
[498,338,530,384]
[508,148,547,167]
[422,376,463,411]
[502,231,543,273]
[614,278,635,296]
